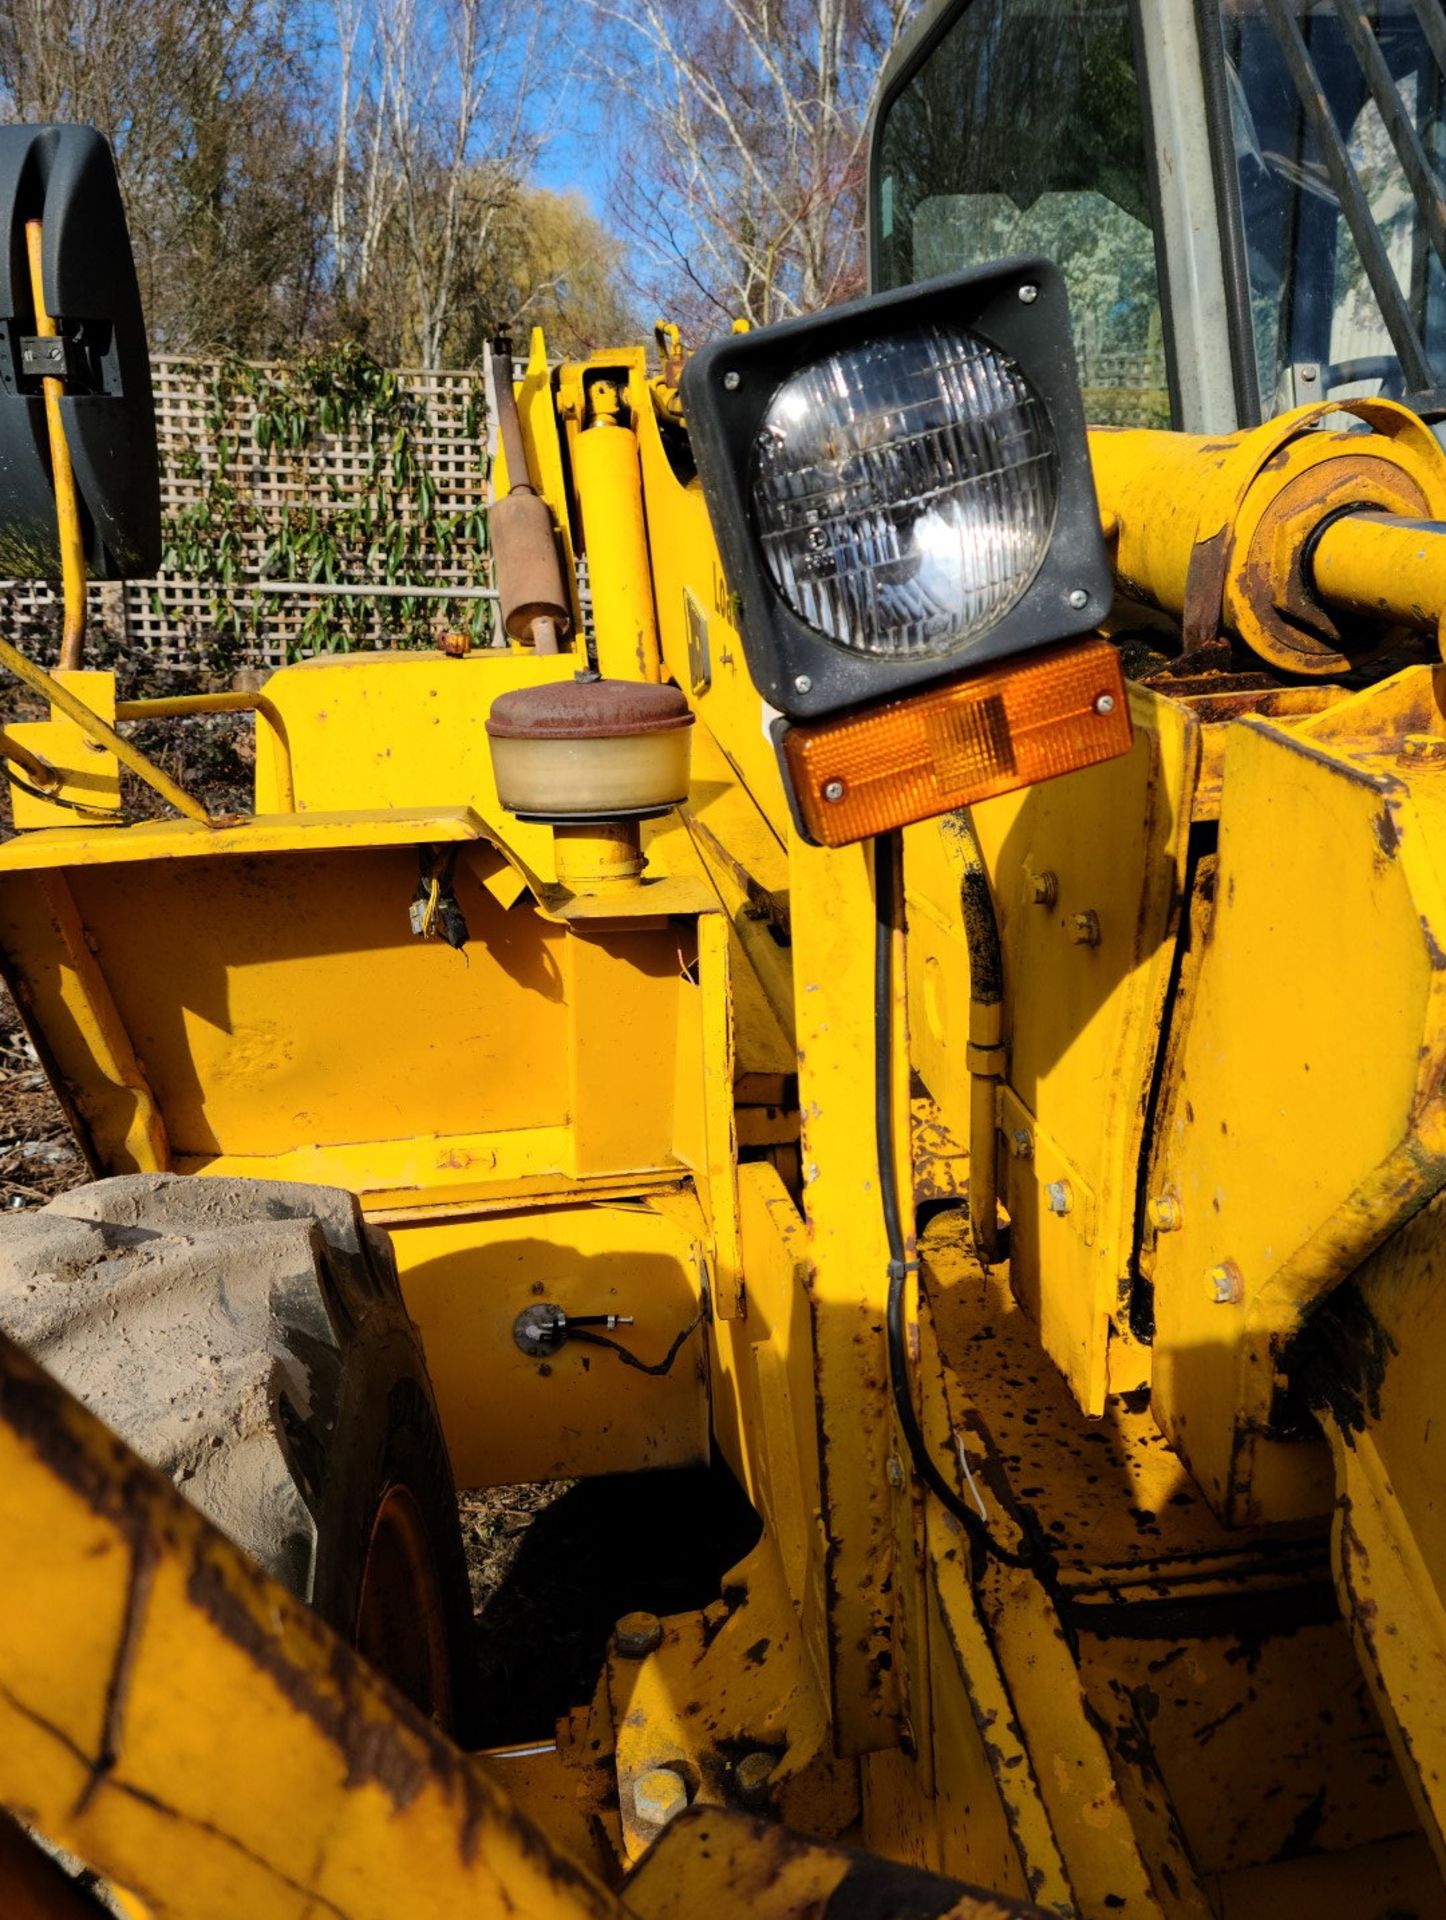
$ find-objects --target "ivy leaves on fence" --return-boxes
[158,342,491,668]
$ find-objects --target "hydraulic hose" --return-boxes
[873,832,1037,1570]
[954,812,1005,1265]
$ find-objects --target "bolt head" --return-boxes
[1011,1128,1033,1159]
[1069,587,1090,610]
[793,674,813,695]
[822,777,846,803]
[1299,363,1319,384]
[1068,910,1100,946]
[1094,692,1116,715]
[633,1767,688,1829]
[615,1610,663,1659]
[1018,282,1040,304]
[1207,1260,1244,1305]
[1029,869,1058,908]
[723,369,741,391]
[733,1751,778,1807]
[1147,1192,1182,1233]
[1399,733,1446,768]
[1046,1180,1072,1216]
[886,1454,905,1488]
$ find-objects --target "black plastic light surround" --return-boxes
[680,257,1112,720]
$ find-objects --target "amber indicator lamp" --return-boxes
[780,636,1131,847]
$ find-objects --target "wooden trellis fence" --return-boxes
[0,357,496,669]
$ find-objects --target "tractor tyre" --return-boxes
[0,1173,475,1740]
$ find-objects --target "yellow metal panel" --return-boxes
[0,1333,625,1920]
[625,1804,1045,1920]
[1148,678,1446,1521]
[56,845,570,1160]
[968,686,1198,1412]
[390,1199,709,1485]
[1319,1186,1446,1875]
[7,670,120,829]
[710,1163,828,1685]
[791,835,901,1756]
[251,649,575,878]
[0,805,492,871]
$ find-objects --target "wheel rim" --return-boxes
[355,1482,454,1729]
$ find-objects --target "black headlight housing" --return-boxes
[680,256,1111,721]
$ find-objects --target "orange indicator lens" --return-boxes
[782,637,1132,847]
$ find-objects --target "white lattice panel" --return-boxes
[1,358,496,668]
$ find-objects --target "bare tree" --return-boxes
[0,0,327,352]
[593,0,912,334]
[329,0,563,365]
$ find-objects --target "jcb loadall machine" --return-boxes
[2,1,1446,1915]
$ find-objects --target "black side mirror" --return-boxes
[0,124,160,580]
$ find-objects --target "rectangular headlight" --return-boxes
[680,257,1113,724]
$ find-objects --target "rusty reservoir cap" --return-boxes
[486,678,694,740]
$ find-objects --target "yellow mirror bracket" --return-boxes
[24,218,87,675]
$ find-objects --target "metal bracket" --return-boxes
[19,334,75,381]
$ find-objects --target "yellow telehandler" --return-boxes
[3,2,1446,1915]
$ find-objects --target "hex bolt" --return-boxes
[1011,1128,1033,1159]
[1046,1180,1073,1216]
[723,370,741,391]
[1018,283,1040,304]
[1398,733,1446,769]
[794,674,813,695]
[822,778,846,803]
[1029,869,1058,909]
[1208,1260,1244,1305]
[1147,1192,1182,1233]
[733,1751,778,1809]
[615,1610,664,1659]
[1094,692,1116,715]
[633,1768,689,1829]
[1068,910,1100,946]
[1069,588,1090,610]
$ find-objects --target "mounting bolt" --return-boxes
[1068,910,1101,946]
[633,1768,689,1829]
[1398,733,1446,769]
[615,1611,664,1659]
[1046,1180,1073,1216]
[1207,1260,1244,1306]
[1147,1192,1183,1234]
[886,1454,905,1488]
[733,1751,778,1809]
[1029,869,1058,908]
[794,674,813,696]
[723,369,741,391]
[1094,692,1116,715]
[1018,282,1040,304]
[822,778,846,803]
[1011,1128,1033,1159]
[1069,587,1090,610]
[1298,363,1320,386]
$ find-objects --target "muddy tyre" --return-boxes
[0,1173,474,1738]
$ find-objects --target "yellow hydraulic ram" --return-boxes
[1089,398,1446,672]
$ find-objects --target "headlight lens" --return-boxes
[749,323,1059,660]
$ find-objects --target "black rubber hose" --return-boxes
[873,831,1039,1571]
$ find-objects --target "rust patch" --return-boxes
[1284,1286,1396,1441]
[1373,806,1400,859]
[75,1529,158,1815]
[824,1850,1049,1917]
